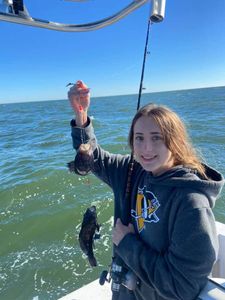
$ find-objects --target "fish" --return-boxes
[79,205,100,267]
[67,143,94,175]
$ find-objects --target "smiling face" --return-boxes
[133,116,175,175]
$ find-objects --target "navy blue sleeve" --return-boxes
[71,117,130,189]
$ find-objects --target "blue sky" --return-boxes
[0,0,225,104]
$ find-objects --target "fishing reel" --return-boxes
[99,258,138,292]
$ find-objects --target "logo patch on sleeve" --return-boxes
[131,186,160,233]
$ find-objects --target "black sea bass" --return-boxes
[68,142,94,176]
[79,206,100,267]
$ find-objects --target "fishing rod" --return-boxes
[137,0,166,109]
[136,18,152,111]
[0,0,165,32]
[128,0,163,216]
[99,1,166,295]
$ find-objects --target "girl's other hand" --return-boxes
[112,218,135,246]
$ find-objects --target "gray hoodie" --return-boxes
[71,118,224,300]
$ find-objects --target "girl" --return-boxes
[68,81,224,300]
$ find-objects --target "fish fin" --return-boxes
[94,233,101,240]
[96,223,101,232]
[67,161,75,172]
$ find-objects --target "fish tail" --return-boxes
[88,255,97,267]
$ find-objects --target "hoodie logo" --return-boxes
[131,186,160,233]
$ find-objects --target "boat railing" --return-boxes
[0,0,167,32]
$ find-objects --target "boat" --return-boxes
[1,1,224,299]
[58,221,225,300]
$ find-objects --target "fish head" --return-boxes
[86,205,97,216]
[83,205,97,223]
[74,143,94,175]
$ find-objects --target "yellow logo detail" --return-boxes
[131,186,160,232]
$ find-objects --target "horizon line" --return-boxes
[0,84,224,105]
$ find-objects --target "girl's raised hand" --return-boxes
[68,80,90,114]
[68,80,90,126]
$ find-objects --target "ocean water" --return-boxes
[0,86,225,300]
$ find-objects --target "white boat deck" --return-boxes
[212,222,225,278]
[58,222,225,300]
[59,278,111,300]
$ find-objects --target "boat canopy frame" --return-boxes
[0,0,151,32]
